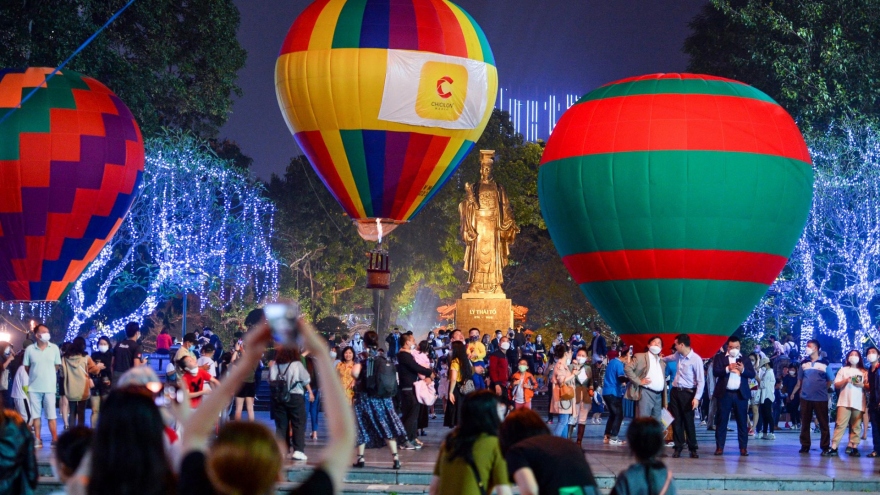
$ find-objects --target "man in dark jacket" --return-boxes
[396,334,433,449]
[712,336,756,456]
[589,329,607,364]
[385,327,402,359]
[488,336,511,406]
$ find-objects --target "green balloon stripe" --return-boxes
[538,150,814,258]
[577,79,777,106]
[581,278,769,338]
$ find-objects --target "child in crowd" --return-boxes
[49,427,93,493]
[509,358,538,410]
[437,359,450,404]
[179,355,220,408]
[592,386,605,424]
[197,344,217,377]
[535,365,547,395]
[610,418,677,495]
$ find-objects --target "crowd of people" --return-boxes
[1,318,879,494]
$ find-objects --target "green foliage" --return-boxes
[684,0,880,129]
[269,110,605,335]
[0,0,246,137]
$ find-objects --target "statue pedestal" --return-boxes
[455,295,513,334]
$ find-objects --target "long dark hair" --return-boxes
[450,341,473,380]
[444,390,501,464]
[845,349,866,370]
[363,330,380,350]
[498,408,551,454]
[88,387,176,495]
[64,337,89,358]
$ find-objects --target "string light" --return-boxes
[65,132,279,340]
[743,123,880,354]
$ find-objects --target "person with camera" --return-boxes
[711,336,755,456]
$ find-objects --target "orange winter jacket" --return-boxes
[509,371,537,403]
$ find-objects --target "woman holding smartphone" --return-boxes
[827,350,868,457]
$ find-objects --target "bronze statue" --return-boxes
[459,150,519,294]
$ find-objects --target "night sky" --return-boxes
[222,0,708,180]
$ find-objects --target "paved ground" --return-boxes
[33,407,880,485]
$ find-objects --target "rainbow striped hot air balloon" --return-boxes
[0,68,144,302]
[275,0,497,242]
[538,74,814,357]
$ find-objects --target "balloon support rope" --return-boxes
[0,0,138,127]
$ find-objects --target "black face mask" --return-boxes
[470,336,479,342]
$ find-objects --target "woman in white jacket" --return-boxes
[756,357,776,440]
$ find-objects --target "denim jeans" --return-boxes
[554,414,572,437]
[306,390,320,433]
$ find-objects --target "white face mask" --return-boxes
[789,371,796,376]
[868,353,879,364]
[329,351,337,360]
[728,348,741,358]
[648,345,661,355]
[500,342,510,351]
[3,348,10,356]
[807,346,817,355]
[409,344,416,350]
[39,333,51,342]
[187,367,199,375]
[577,356,587,364]
[98,345,109,353]
[849,356,860,366]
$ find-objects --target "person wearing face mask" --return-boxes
[534,335,546,366]
[865,346,880,458]
[792,339,833,455]
[349,332,365,355]
[386,327,403,359]
[569,332,585,355]
[489,330,503,354]
[570,349,593,449]
[178,355,220,409]
[509,359,538,411]
[624,336,667,426]
[397,334,435,450]
[23,323,62,447]
[827,350,869,457]
[711,336,755,456]
[780,365,801,430]
[489,337,513,408]
[755,357,776,440]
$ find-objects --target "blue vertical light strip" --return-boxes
[494,89,584,141]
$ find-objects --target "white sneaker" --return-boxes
[292,451,308,461]
[610,438,625,445]
[665,441,675,447]
[767,433,776,440]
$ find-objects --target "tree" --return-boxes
[0,0,246,137]
[743,121,880,356]
[684,0,880,129]
[65,131,279,341]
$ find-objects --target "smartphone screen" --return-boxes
[264,303,302,346]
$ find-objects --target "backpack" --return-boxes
[365,355,398,398]
[788,344,800,362]
[269,363,292,403]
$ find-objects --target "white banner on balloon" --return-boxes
[378,50,489,130]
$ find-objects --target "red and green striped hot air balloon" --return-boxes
[538,73,814,357]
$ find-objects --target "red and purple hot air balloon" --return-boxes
[538,74,814,357]
[0,68,144,302]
